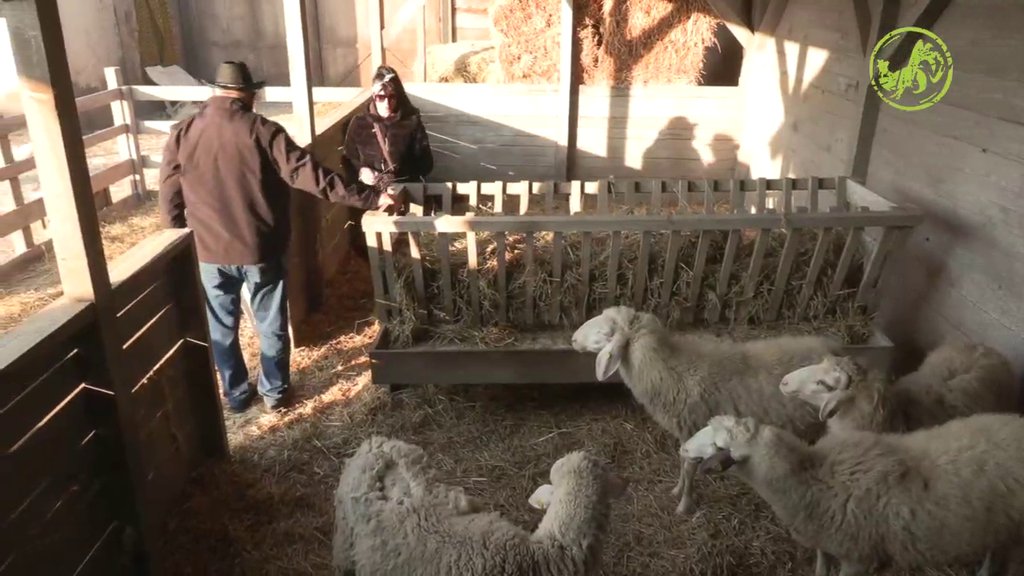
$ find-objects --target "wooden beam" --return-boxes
[369,0,384,69]
[304,0,325,85]
[283,0,322,326]
[555,0,580,181]
[706,0,753,49]
[418,1,428,81]
[881,0,954,68]
[104,67,146,199]
[110,0,143,85]
[1,0,152,569]
[850,0,901,183]
[757,0,789,35]
[853,0,872,55]
[441,0,454,43]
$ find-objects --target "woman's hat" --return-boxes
[206,61,266,91]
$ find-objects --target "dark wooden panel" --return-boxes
[120,303,182,389]
[0,348,87,452]
[369,328,895,386]
[115,278,176,346]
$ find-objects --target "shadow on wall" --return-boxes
[640,116,746,181]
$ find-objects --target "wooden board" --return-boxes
[369,327,896,386]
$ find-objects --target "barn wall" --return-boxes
[864,0,1024,374]
[734,0,864,179]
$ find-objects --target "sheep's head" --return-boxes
[571,306,660,382]
[528,451,628,510]
[779,354,865,422]
[682,415,758,475]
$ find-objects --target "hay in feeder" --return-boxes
[490,0,720,85]
[381,201,876,350]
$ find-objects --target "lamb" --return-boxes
[331,435,628,576]
[682,412,1024,576]
[570,305,844,514]
[779,341,1019,434]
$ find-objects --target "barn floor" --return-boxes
[158,250,972,576]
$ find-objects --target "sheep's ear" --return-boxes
[528,484,555,509]
[595,333,627,381]
[818,392,844,422]
[697,450,736,475]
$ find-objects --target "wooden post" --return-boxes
[441,0,454,43]
[418,1,428,81]
[283,0,322,335]
[555,0,580,181]
[305,0,325,85]
[104,66,146,200]
[2,0,154,569]
[0,20,35,253]
[849,0,900,183]
[110,0,144,85]
[370,0,385,69]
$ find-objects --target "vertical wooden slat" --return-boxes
[711,178,743,323]
[855,226,898,308]
[369,0,384,68]
[683,179,714,323]
[366,232,388,320]
[766,178,800,321]
[0,132,35,252]
[836,175,849,211]
[547,181,563,325]
[519,180,535,325]
[650,179,663,213]
[417,2,427,81]
[830,220,864,299]
[736,179,771,322]
[103,67,145,199]
[630,181,651,309]
[406,194,428,323]
[436,183,454,318]
[797,227,833,320]
[380,231,401,322]
[576,180,593,322]
[809,176,820,212]
[465,180,481,326]
[556,0,580,180]
[597,178,610,213]
[494,182,508,323]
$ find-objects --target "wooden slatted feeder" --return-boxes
[362,176,923,387]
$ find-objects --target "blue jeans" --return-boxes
[198,259,290,409]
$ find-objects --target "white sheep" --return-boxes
[779,341,1020,575]
[331,435,628,576]
[779,341,1019,433]
[571,305,844,514]
[682,412,1024,576]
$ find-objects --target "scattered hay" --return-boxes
[161,254,969,576]
[382,201,876,350]
[491,0,720,85]
[0,196,163,333]
[427,41,503,83]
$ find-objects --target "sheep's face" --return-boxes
[529,451,628,510]
[779,355,862,421]
[571,306,636,352]
[681,415,757,474]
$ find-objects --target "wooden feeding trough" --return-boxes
[363,176,924,387]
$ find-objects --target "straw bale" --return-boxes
[381,201,876,350]
[490,0,720,85]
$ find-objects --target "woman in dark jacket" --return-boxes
[341,65,434,190]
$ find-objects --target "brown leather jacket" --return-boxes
[158,95,381,265]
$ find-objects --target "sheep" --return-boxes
[779,341,1019,434]
[779,342,1019,575]
[570,305,844,514]
[682,412,1024,576]
[331,435,628,576]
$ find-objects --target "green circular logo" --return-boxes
[869,26,954,111]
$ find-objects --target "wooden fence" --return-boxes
[0,229,227,573]
[0,67,146,278]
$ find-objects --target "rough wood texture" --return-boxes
[865,0,1024,374]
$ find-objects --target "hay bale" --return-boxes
[490,0,720,85]
[379,201,877,350]
[427,41,503,83]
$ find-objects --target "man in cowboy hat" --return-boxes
[158,60,400,414]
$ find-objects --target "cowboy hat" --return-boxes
[205,61,267,91]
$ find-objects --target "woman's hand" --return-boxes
[359,166,378,185]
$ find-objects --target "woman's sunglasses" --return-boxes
[373,93,394,102]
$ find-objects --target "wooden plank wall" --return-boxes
[408,83,742,182]
[864,0,1024,374]
[452,0,492,41]
[0,230,227,572]
[735,0,865,179]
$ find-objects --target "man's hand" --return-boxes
[359,166,378,185]
[376,185,407,214]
